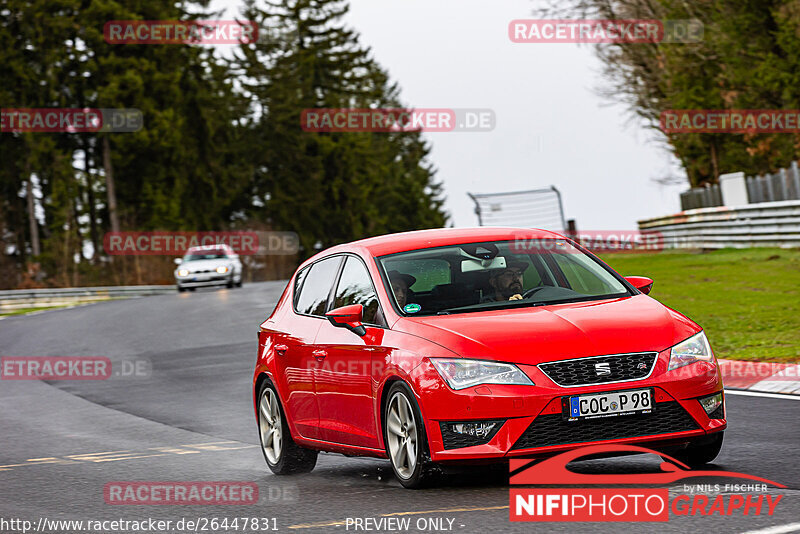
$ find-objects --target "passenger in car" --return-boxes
[388,270,416,308]
[482,260,528,302]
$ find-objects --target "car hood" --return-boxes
[177,259,230,272]
[394,295,699,365]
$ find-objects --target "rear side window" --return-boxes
[333,256,381,325]
[295,256,342,316]
[293,266,310,308]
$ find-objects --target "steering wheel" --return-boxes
[522,286,548,299]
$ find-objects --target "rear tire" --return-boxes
[384,382,438,489]
[257,380,317,475]
[674,432,724,467]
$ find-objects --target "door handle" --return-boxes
[312,349,328,361]
[275,344,288,356]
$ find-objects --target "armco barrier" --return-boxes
[0,285,175,311]
[637,200,800,249]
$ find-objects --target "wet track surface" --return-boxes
[1,282,798,533]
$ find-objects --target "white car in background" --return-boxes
[174,244,243,292]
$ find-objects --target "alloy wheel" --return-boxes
[259,388,282,464]
[386,392,418,479]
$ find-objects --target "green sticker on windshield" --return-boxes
[404,303,422,314]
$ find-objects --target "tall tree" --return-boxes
[541,0,800,186]
[235,0,447,255]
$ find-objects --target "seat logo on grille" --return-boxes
[594,362,611,376]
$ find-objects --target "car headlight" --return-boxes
[216,266,229,274]
[430,358,534,390]
[668,331,714,371]
[177,269,189,277]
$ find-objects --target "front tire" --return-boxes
[384,382,438,489]
[257,381,317,475]
[674,432,724,467]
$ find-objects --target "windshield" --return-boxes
[183,252,228,261]
[378,239,631,316]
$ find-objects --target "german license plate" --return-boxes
[563,388,654,421]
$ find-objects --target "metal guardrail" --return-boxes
[0,285,176,300]
[638,200,800,249]
[0,285,175,311]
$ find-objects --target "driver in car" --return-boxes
[388,270,416,308]
[483,260,528,302]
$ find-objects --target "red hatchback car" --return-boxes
[253,228,725,488]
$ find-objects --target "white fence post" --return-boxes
[719,172,748,206]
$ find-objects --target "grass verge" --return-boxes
[602,248,800,363]
[0,305,74,317]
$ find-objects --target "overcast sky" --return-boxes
[214,0,687,231]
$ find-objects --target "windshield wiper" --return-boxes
[436,301,540,315]
[434,294,629,316]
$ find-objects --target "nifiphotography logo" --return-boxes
[509,444,785,522]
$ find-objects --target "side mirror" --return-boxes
[326,304,367,337]
[625,276,654,295]
[174,258,183,265]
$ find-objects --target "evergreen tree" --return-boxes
[0,0,449,287]
[235,0,447,256]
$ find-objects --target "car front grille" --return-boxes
[510,401,700,450]
[538,352,658,387]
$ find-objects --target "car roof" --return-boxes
[321,227,567,258]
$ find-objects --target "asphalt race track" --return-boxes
[1,282,798,534]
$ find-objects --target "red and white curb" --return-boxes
[718,359,800,396]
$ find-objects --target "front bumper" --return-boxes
[176,273,232,288]
[416,351,726,462]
